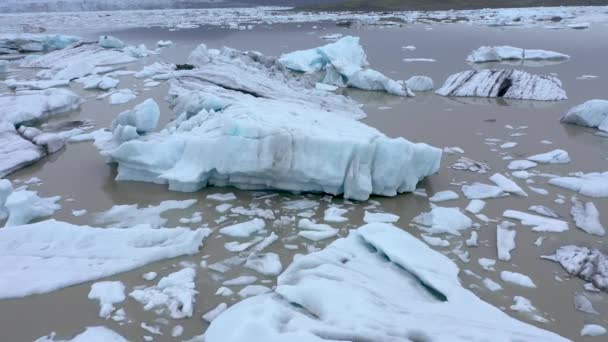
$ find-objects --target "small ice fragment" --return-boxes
[465,199,486,214]
[497,221,516,261]
[88,281,126,318]
[429,190,459,202]
[203,303,228,323]
[500,271,537,288]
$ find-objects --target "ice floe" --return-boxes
[98,35,125,49]
[130,267,198,319]
[490,173,528,196]
[436,69,567,101]
[510,296,547,323]
[503,210,569,232]
[88,281,126,319]
[0,33,79,54]
[581,324,607,337]
[413,206,472,235]
[20,43,137,69]
[527,149,570,164]
[462,182,505,199]
[220,218,266,238]
[95,199,197,228]
[297,218,338,241]
[429,190,459,202]
[205,223,568,342]
[561,99,608,133]
[0,220,210,299]
[467,46,569,63]
[497,221,517,261]
[501,270,537,288]
[548,172,608,197]
[0,88,81,125]
[3,187,60,227]
[570,198,605,236]
[406,76,434,92]
[35,326,127,342]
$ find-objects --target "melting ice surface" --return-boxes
[205,223,569,342]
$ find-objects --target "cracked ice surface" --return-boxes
[205,223,569,342]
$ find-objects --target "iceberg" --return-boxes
[3,187,61,227]
[279,36,412,96]
[436,69,567,101]
[0,121,45,177]
[0,219,211,299]
[206,223,569,342]
[467,46,569,63]
[94,46,440,200]
[527,149,570,164]
[561,99,608,132]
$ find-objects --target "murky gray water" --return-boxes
[1,21,608,341]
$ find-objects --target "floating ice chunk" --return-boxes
[443,146,464,154]
[157,40,173,47]
[478,258,496,271]
[76,75,119,90]
[0,88,81,125]
[497,221,517,261]
[403,58,436,62]
[143,272,157,281]
[406,76,434,92]
[123,44,155,58]
[462,182,505,199]
[500,271,537,288]
[510,296,547,323]
[581,324,607,337]
[135,62,176,79]
[527,149,570,164]
[279,36,411,96]
[467,46,569,63]
[95,199,196,228]
[420,234,450,247]
[543,245,608,292]
[528,205,559,218]
[21,43,136,69]
[0,220,210,299]
[561,99,608,132]
[207,193,237,202]
[203,303,228,323]
[324,206,348,222]
[0,122,45,178]
[223,276,257,286]
[529,186,549,195]
[363,211,399,224]
[3,189,60,227]
[130,268,198,319]
[451,157,490,173]
[549,172,608,197]
[436,69,567,101]
[99,36,125,49]
[500,142,517,149]
[508,160,537,170]
[220,218,266,238]
[429,190,459,202]
[112,98,160,135]
[52,60,95,80]
[107,89,137,105]
[34,326,127,342]
[298,218,339,241]
[320,33,343,41]
[0,33,80,54]
[570,199,605,236]
[466,231,478,247]
[503,210,569,232]
[206,223,569,342]
[574,293,598,314]
[244,253,282,276]
[483,278,502,292]
[88,281,126,319]
[238,285,271,298]
[3,79,70,90]
[490,173,527,196]
[465,199,486,214]
[413,206,472,236]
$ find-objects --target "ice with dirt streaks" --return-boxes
[436,69,567,101]
[98,46,441,200]
[543,246,608,292]
[467,46,569,63]
[206,223,569,342]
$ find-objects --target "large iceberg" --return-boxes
[278,36,412,96]
[436,69,567,101]
[206,223,569,342]
[467,46,570,63]
[92,46,441,200]
[561,99,608,132]
[0,219,210,299]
